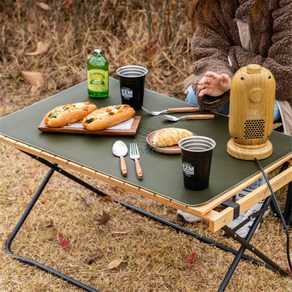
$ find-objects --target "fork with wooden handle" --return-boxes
[129,143,143,179]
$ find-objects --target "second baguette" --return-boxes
[82,104,135,131]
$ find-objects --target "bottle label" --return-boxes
[88,69,108,92]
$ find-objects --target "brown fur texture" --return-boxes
[185,0,292,134]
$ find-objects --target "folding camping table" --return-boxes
[0,78,291,291]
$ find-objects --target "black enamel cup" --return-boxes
[116,65,148,110]
[178,136,216,190]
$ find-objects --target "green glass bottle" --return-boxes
[87,49,109,98]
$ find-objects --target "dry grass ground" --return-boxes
[0,1,291,291]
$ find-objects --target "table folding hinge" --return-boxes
[221,199,240,219]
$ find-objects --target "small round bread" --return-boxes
[44,102,97,127]
[82,104,135,131]
[152,127,193,147]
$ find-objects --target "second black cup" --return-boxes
[178,136,216,190]
[116,65,148,110]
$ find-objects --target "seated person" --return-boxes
[178,0,292,238]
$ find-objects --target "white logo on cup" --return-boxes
[121,87,133,100]
[182,162,194,177]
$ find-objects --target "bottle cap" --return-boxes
[94,48,103,54]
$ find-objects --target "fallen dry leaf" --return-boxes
[101,196,114,203]
[36,2,52,11]
[21,71,43,86]
[21,71,44,93]
[186,251,197,269]
[78,195,93,207]
[44,220,57,241]
[85,253,103,265]
[96,211,110,225]
[85,255,99,265]
[39,195,48,204]
[25,41,51,56]
[44,219,55,229]
[107,259,125,270]
[58,233,71,250]
[111,227,130,235]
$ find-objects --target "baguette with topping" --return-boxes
[82,104,135,131]
[44,102,97,127]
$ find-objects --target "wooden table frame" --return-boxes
[1,134,291,291]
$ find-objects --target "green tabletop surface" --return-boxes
[1,78,291,206]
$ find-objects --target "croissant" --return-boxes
[152,128,193,147]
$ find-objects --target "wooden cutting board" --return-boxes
[38,116,141,136]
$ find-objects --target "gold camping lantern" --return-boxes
[227,64,275,160]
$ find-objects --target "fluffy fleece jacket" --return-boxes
[185,0,292,135]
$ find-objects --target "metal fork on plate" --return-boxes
[130,143,143,179]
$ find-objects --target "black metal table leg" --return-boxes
[218,191,289,291]
[6,153,289,291]
[219,220,261,292]
[283,182,292,226]
[270,162,292,226]
[6,168,98,292]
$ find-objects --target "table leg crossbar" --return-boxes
[220,194,289,291]
[6,153,289,291]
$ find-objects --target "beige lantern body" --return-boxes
[227,64,275,160]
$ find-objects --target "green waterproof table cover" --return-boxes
[1,78,291,206]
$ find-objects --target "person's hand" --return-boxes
[197,71,231,97]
